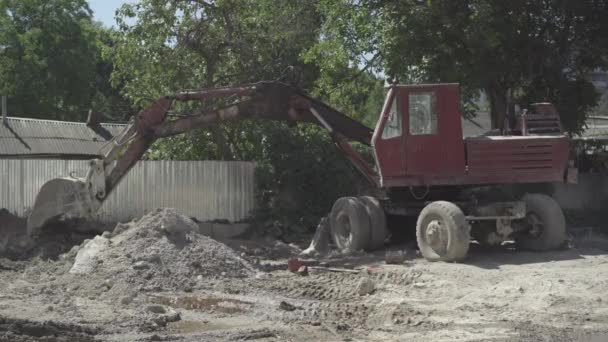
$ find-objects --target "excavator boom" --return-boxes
[27,82,376,235]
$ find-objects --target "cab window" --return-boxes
[409,92,438,135]
[381,96,401,139]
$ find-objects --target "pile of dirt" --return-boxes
[0,316,99,342]
[0,208,98,260]
[64,208,259,296]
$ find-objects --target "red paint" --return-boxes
[372,84,570,188]
[335,140,379,187]
[403,85,465,177]
[372,88,406,178]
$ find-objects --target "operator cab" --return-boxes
[371,84,569,188]
[372,84,465,186]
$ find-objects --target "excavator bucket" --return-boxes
[27,177,92,236]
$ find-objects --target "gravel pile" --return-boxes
[66,208,258,295]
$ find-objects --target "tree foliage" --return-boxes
[310,0,608,132]
[0,0,127,121]
[111,0,369,233]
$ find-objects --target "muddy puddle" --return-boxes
[151,295,254,314]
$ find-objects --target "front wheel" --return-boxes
[515,193,566,251]
[329,197,371,253]
[358,196,388,250]
[416,201,470,262]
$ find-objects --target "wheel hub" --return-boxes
[426,220,447,255]
[526,213,543,238]
[335,212,352,246]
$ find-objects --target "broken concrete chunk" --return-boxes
[356,277,375,296]
[132,261,150,270]
[297,265,309,276]
[120,296,134,305]
[279,301,296,311]
[69,235,110,274]
[300,217,330,257]
[385,250,407,264]
[146,304,166,314]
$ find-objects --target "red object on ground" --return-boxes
[288,258,305,272]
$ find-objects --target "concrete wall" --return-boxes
[0,159,256,223]
[552,173,608,212]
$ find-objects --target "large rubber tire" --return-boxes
[416,201,470,262]
[329,197,371,253]
[516,193,566,251]
[358,196,388,250]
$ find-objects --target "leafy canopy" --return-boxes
[111,0,369,232]
[309,0,608,132]
[0,0,126,120]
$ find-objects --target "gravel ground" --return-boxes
[1,210,608,341]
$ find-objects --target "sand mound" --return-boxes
[67,208,258,294]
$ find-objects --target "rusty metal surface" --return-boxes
[466,136,569,177]
[156,82,374,145]
[0,159,255,223]
[373,84,467,183]
[0,117,125,157]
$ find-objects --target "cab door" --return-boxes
[404,84,465,177]
[372,88,406,182]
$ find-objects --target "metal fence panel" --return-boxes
[0,159,255,223]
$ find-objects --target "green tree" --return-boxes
[111,0,370,232]
[0,0,124,121]
[111,0,323,160]
[310,0,608,132]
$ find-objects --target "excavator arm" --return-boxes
[27,82,377,235]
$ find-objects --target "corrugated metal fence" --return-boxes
[0,159,256,223]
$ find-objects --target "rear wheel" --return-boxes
[358,196,388,250]
[329,197,371,253]
[515,193,566,251]
[416,201,470,262]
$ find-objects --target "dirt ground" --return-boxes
[1,210,608,342]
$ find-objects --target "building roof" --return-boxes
[0,116,127,158]
[578,116,608,141]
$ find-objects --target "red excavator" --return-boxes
[27,81,576,261]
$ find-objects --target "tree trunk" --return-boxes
[486,85,508,131]
[211,126,235,161]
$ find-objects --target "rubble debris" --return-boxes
[132,261,150,270]
[0,316,99,341]
[309,266,359,274]
[356,277,375,296]
[146,304,167,314]
[151,309,181,327]
[120,295,135,305]
[69,235,111,274]
[64,209,258,296]
[297,265,309,276]
[279,301,297,311]
[300,217,330,257]
[385,250,407,264]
